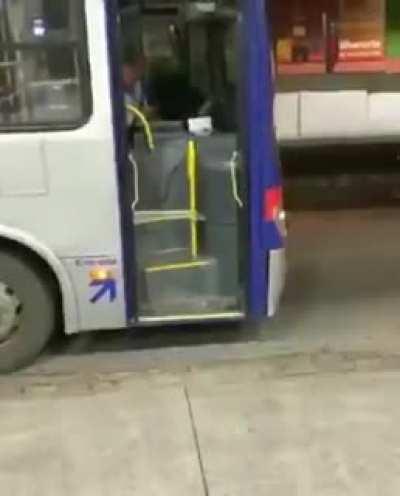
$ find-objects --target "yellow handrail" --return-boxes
[146,259,211,274]
[187,140,198,259]
[125,104,155,151]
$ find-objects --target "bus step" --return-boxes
[139,247,192,267]
[141,257,226,314]
[135,221,191,264]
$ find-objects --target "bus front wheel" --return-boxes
[0,250,56,373]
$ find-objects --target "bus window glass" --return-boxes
[119,1,238,129]
[0,0,91,129]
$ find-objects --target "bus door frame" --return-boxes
[242,0,285,318]
[105,0,284,324]
[105,0,137,324]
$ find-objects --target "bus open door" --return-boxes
[120,0,286,323]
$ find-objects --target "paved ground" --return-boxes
[3,208,400,495]
[2,356,400,495]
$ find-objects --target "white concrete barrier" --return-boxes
[299,91,369,139]
[368,93,400,136]
[274,93,300,140]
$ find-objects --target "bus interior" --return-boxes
[118,0,247,319]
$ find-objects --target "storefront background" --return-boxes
[271,0,400,142]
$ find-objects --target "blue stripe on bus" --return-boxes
[243,0,283,317]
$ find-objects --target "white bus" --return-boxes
[0,0,285,372]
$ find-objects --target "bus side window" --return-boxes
[0,0,91,130]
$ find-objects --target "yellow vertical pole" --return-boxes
[187,140,198,259]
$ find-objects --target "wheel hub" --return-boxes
[0,282,21,343]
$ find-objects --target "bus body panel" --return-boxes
[0,0,127,331]
[268,248,286,318]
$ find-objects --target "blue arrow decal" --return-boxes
[90,279,117,304]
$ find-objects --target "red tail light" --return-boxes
[264,186,283,222]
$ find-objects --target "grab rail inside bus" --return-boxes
[126,104,155,151]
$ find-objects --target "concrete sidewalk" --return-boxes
[2,352,400,495]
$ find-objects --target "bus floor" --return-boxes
[25,206,400,376]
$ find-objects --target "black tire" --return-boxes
[0,250,56,373]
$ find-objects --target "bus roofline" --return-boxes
[0,225,79,335]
